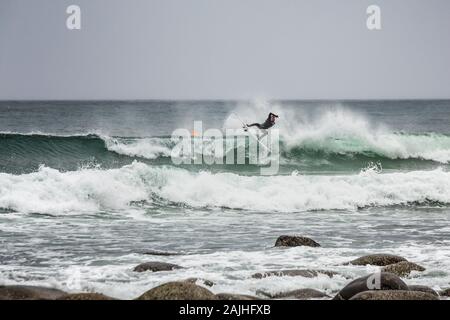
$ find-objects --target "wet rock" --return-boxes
[349,290,439,300]
[333,272,408,300]
[257,288,329,299]
[439,288,450,297]
[136,281,217,300]
[133,261,182,272]
[141,250,181,256]
[216,293,261,300]
[408,285,439,297]
[184,278,215,287]
[252,269,337,279]
[275,235,321,248]
[0,285,67,300]
[382,261,425,277]
[58,293,116,300]
[345,254,407,266]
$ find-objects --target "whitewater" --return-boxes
[1,162,450,214]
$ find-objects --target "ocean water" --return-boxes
[0,99,449,299]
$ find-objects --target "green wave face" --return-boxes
[0,134,129,174]
[1,132,450,175]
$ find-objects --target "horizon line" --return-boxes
[1,98,450,103]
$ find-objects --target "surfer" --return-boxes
[245,112,279,131]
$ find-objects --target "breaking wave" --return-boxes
[1,161,449,214]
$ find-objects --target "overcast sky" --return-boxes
[0,0,449,100]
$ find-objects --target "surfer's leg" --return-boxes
[247,123,262,129]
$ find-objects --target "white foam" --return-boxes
[102,136,172,159]
[0,163,151,214]
[155,166,450,212]
[1,162,450,214]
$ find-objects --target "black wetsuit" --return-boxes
[247,113,278,130]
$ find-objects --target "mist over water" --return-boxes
[1,100,450,298]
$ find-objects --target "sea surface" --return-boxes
[0,100,449,299]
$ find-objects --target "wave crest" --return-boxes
[225,105,450,163]
[1,162,449,214]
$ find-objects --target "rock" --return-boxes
[58,293,116,300]
[184,278,215,287]
[345,254,407,266]
[333,272,409,300]
[136,281,217,300]
[257,288,329,299]
[408,285,439,297]
[274,235,320,247]
[133,261,182,272]
[216,293,260,300]
[439,288,450,297]
[382,261,425,277]
[0,285,67,300]
[141,250,181,256]
[350,290,439,300]
[252,269,337,279]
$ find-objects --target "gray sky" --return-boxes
[0,0,449,100]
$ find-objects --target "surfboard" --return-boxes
[231,112,271,153]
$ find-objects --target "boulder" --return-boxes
[257,288,329,299]
[141,250,181,256]
[407,285,439,297]
[345,254,407,266]
[0,285,67,300]
[252,269,336,279]
[333,272,408,300]
[133,261,182,272]
[136,281,217,300]
[58,293,116,300]
[275,235,320,247]
[349,290,439,300]
[184,278,215,287]
[382,261,425,277]
[439,288,450,297]
[216,293,260,300]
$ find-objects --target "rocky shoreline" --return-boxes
[1,235,448,300]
